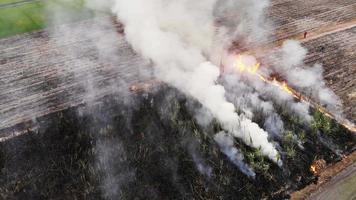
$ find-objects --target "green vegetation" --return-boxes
[0,1,44,38]
[285,145,296,159]
[282,130,297,159]
[0,0,21,4]
[311,110,333,135]
[0,0,95,38]
[245,147,271,175]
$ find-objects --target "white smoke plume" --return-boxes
[221,74,287,138]
[277,40,342,115]
[214,132,256,178]
[54,0,345,185]
[110,0,281,165]
[244,72,313,123]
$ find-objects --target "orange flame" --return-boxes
[235,55,296,97]
[235,55,299,98]
[271,78,294,96]
[232,54,356,133]
[235,55,260,74]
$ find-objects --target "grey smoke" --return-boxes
[214,132,256,178]
[187,140,213,178]
[264,114,284,139]
[96,137,135,199]
[45,2,149,198]
[278,40,342,116]
[221,74,286,138]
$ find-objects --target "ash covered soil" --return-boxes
[0,87,354,199]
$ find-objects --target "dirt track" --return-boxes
[308,162,356,200]
[291,151,356,199]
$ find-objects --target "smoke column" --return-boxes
[110,0,281,164]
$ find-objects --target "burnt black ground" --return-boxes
[0,87,354,200]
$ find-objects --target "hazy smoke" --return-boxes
[187,140,213,178]
[46,2,147,197]
[214,132,256,178]
[278,40,342,115]
[110,0,281,165]
[96,138,135,199]
[214,0,272,45]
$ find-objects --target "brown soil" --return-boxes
[291,151,356,199]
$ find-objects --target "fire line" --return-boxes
[233,55,356,133]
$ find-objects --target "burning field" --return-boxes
[0,0,355,199]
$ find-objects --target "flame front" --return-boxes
[234,55,295,97]
[272,79,295,96]
[232,54,356,133]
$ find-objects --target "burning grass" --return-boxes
[232,54,355,133]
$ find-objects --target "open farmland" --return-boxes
[303,27,356,121]
[269,0,355,42]
[0,0,44,38]
[0,18,151,133]
[1,0,355,135]
[271,0,356,122]
[0,0,355,199]
[0,0,93,38]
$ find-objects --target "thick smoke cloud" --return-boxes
[110,0,281,165]
[83,0,345,179]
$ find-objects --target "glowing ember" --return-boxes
[310,165,317,174]
[310,159,326,175]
